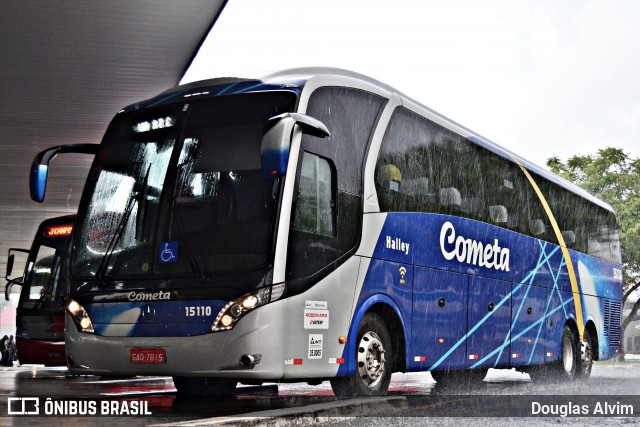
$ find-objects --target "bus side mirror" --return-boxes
[30,162,49,203]
[30,144,100,202]
[261,113,330,178]
[5,248,29,301]
[6,248,29,281]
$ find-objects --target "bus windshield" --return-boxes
[71,91,298,279]
[24,255,60,306]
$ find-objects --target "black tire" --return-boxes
[172,377,237,397]
[577,328,594,378]
[330,312,393,396]
[552,325,580,379]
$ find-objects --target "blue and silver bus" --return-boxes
[31,68,622,395]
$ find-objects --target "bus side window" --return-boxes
[375,108,436,213]
[480,152,530,233]
[526,173,622,263]
[286,87,385,281]
[432,132,487,220]
[586,207,619,263]
[292,152,335,237]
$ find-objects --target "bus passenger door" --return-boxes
[412,267,468,372]
[466,276,511,369]
[510,283,547,366]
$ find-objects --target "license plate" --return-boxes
[130,348,166,364]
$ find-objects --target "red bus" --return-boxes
[5,215,75,365]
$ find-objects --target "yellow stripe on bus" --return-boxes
[512,159,584,340]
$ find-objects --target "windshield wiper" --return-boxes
[34,257,61,309]
[95,193,138,282]
[95,165,151,282]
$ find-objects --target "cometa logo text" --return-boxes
[128,291,171,302]
[439,221,510,271]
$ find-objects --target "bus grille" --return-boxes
[604,299,622,346]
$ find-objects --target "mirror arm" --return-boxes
[4,281,20,302]
[34,143,99,165]
[30,143,99,202]
[268,113,331,138]
[261,113,330,179]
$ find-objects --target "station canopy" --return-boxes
[0,0,227,284]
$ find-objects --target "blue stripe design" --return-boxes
[148,90,190,107]
[471,297,574,368]
[233,82,267,93]
[495,243,560,365]
[350,213,622,376]
[428,240,563,371]
[216,81,243,95]
[135,82,302,109]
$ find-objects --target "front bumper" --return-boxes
[65,299,286,379]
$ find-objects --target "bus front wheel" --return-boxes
[330,312,393,396]
[172,377,237,397]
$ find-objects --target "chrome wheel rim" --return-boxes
[581,338,592,371]
[563,336,574,374]
[357,331,386,388]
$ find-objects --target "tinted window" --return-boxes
[540,176,621,263]
[481,151,537,236]
[431,132,485,219]
[20,245,66,309]
[375,108,487,218]
[292,152,335,236]
[287,87,385,280]
[302,87,385,195]
[72,91,297,278]
[375,108,437,213]
[375,107,620,262]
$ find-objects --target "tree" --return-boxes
[547,147,640,356]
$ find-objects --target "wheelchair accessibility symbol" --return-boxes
[159,241,178,264]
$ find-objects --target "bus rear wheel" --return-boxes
[554,325,580,379]
[330,312,393,396]
[577,328,594,378]
[172,377,237,397]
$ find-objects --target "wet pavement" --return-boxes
[1,361,640,426]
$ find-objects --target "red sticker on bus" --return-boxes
[130,348,165,364]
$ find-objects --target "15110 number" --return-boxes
[184,306,212,317]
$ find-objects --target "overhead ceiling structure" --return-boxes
[0,0,227,290]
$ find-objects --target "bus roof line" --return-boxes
[122,67,614,214]
[260,68,613,210]
[263,68,615,214]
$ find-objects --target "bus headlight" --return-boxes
[67,299,95,334]
[211,283,285,332]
